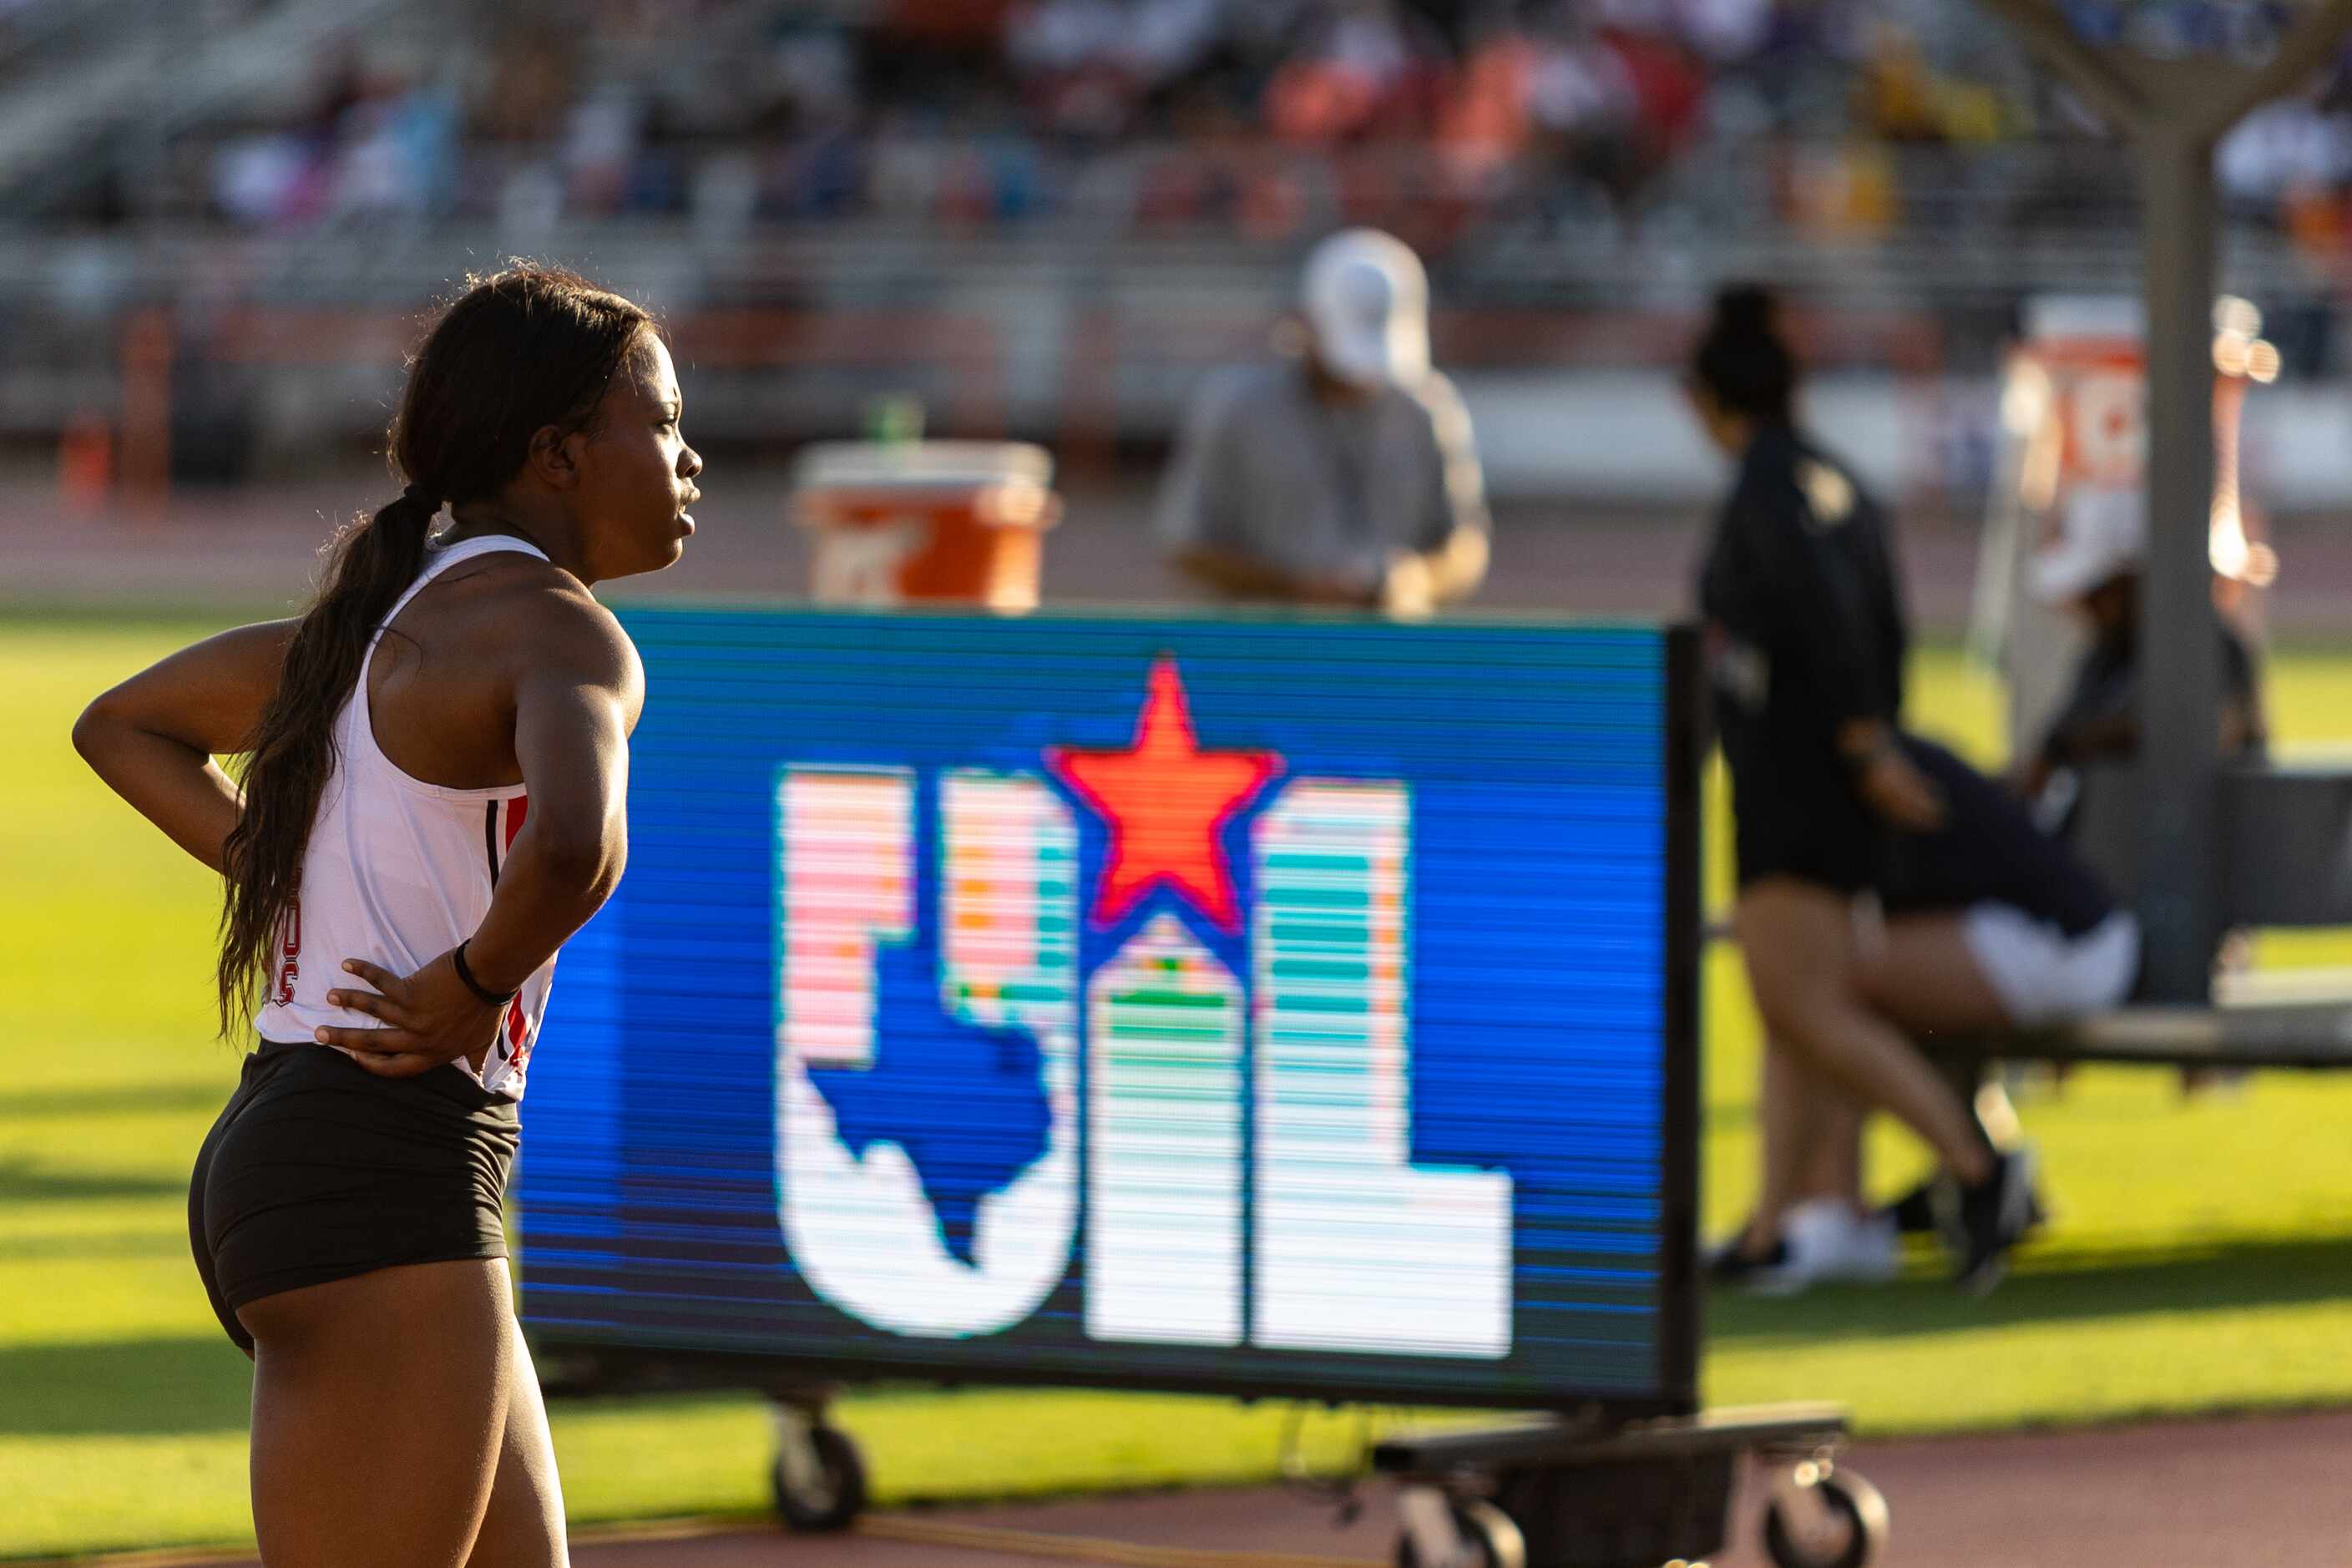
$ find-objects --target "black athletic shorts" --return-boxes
[188,1039,519,1355]
[1729,766,1889,898]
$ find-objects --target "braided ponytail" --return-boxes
[215,488,438,1037]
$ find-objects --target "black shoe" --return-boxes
[1935,1146,2039,1297]
[1704,1230,1793,1290]
[1891,1170,2046,1239]
[1883,1179,1938,1236]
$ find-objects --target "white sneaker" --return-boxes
[1782,1199,1900,1287]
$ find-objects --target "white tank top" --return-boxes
[257,535,558,1102]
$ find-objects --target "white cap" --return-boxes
[2030,486,2147,604]
[1301,228,1430,391]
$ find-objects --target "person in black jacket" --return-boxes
[1692,286,2041,1293]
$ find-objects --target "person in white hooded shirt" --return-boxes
[1157,228,1490,616]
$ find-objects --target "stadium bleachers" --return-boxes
[0,1,2342,460]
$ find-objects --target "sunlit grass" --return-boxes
[6,617,2350,1556]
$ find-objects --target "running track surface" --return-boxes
[94,1409,2352,1568]
[15,468,2352,639]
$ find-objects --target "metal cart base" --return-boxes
[1373,1403,1885,1568]
[537,1349,872,1534]
[769,1387,868,1532]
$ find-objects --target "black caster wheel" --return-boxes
[1394,1499,1526,1568]
[1763,1467,1889,1568]
[770,1423,867,1533]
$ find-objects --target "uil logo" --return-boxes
[774,657,1512,1358]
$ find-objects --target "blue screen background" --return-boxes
[518,609,1685,1407]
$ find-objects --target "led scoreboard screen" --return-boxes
[520,609,1699,1413]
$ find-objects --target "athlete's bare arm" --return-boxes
[73,620,301,873]
[462,579,641,990]
[322,579,642,1077]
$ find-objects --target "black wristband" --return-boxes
[452,940,518,1008]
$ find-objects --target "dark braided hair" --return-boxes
[215,262,654,1038]
[1690,283,1798,428]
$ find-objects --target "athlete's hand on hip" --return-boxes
[316,953,504,1078]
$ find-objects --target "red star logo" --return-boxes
[1046,657,1282,933]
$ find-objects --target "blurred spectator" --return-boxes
[1854,21,1947,143]
[2015,489,2269,1105]
[1008,0,1224,143]
[1265,0,1449,146]
[333,77,460,220]
[473,23,574,144]
[1156,227,1488,615]
[2222,98,2352,220]
[2015,489,2269,828]
[138,0,2352,250]
[564,88,644,216]
[1433,9,1544,194]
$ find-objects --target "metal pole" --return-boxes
[1975,0,2352,999]
[2135,131,2222,1003]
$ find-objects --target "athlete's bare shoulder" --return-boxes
[438,550,645,732]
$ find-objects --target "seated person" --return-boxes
[1711,735,2139,1294]
[1816,494,2266,1268]
[2018,486,2265,1101]
[2016,486,2268,827]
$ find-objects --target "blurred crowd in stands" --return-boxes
[59,0,2340,257]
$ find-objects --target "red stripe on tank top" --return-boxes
[503,796,530,1055]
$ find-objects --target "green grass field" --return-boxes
[7,615,2352,1560]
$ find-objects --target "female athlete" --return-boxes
[73,263,701,1565]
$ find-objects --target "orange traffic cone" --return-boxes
[57,410,113,514]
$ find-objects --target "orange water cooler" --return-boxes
[790,441,1060,610]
